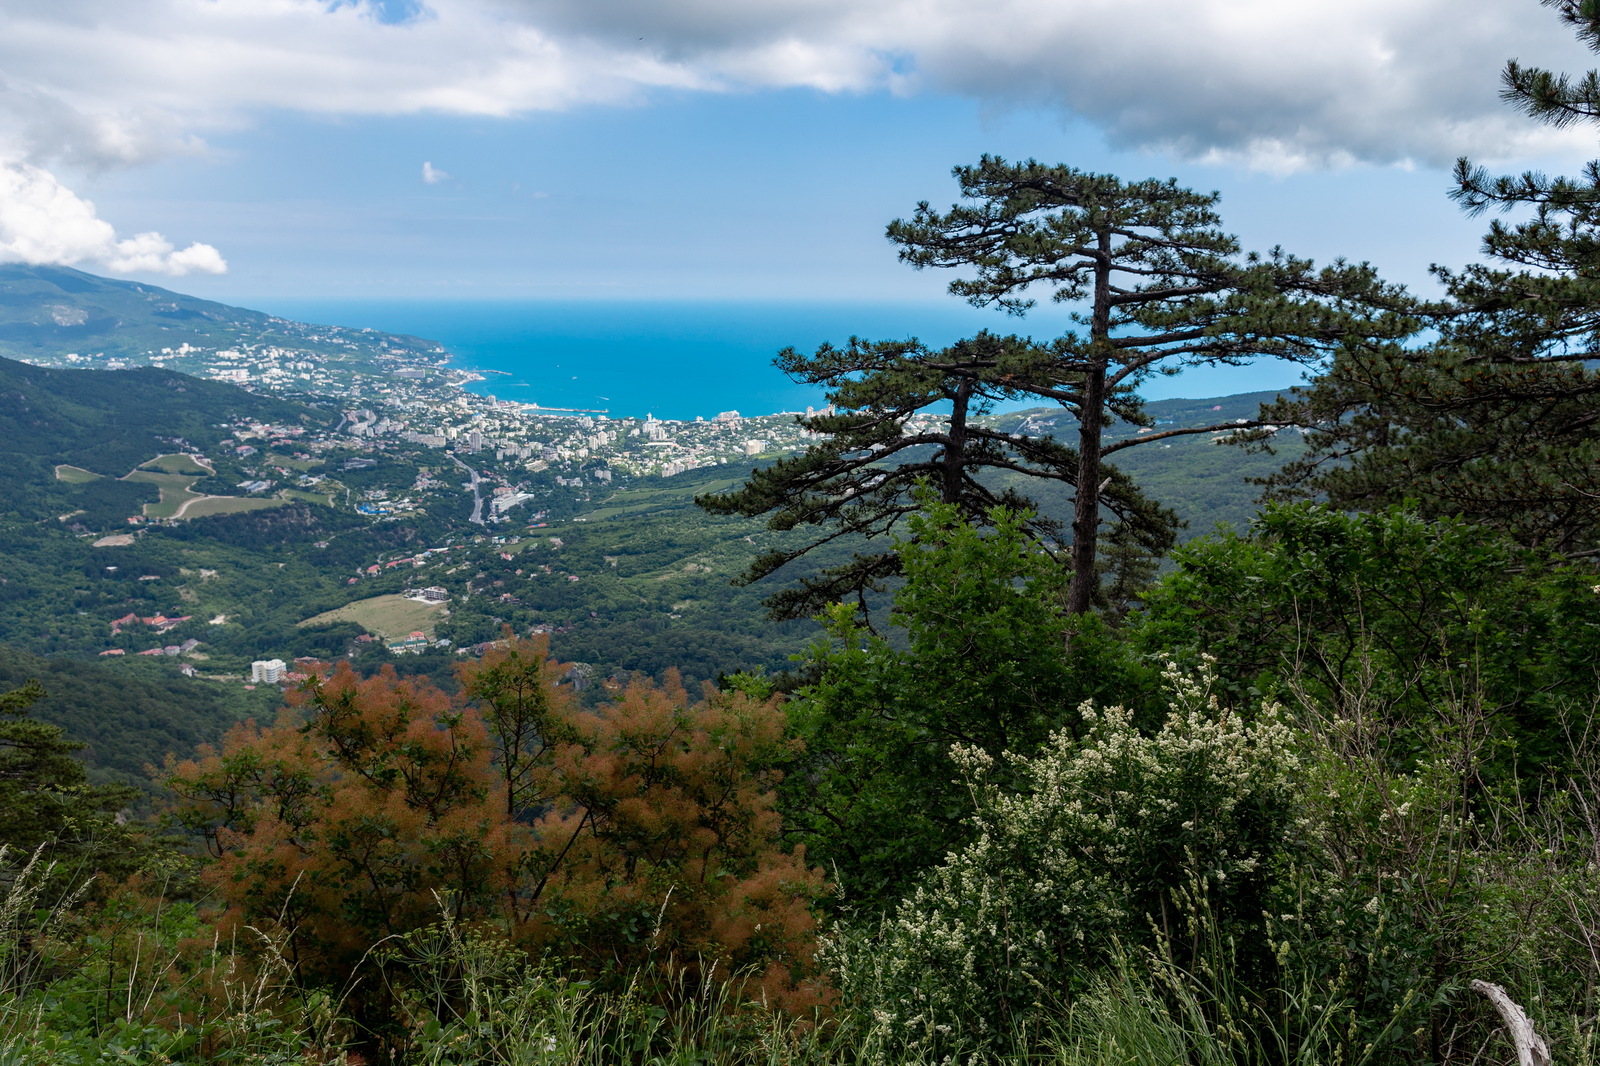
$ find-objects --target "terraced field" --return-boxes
[115,453,288,520]
[140,453,212,476]
[176,495,287,519]
[126,469,204,518]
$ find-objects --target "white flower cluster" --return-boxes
[829,661,1301,1061]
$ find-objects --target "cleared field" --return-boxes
[266,453,318,472]
[581,477,739,521]
[126,470,203,518]
[54,464,102,483]
[299,594,446,640]
[121,458,280,520]
[141,453,213,476]
[177,495,288,519]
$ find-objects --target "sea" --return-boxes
[263,300,1307,421]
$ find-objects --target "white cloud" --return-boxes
[0,159,226,275]
[0,0,1595,174]
[422,160,449,184]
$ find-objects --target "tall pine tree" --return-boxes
[699,331,1177,618]
[707,158,1413,616]
[1253,0,1600,554]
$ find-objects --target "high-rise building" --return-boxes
[250,659,287,683]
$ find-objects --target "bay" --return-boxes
[262,299,1305,420]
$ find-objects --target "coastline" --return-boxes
[271,299,1307,422]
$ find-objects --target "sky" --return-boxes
[1,0,1599,308]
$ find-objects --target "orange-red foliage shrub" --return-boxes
[166,638,827,1008]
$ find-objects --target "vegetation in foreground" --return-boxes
[7,498,1600,1065]
[14,3,1600,1062]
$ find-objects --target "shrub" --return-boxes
[166,639,828,1020]
[832,662,1300,1060]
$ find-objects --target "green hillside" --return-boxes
[0,642,279,792]
[0,354,1304,687]
[0,354,327,526]
[0,263,439,365]
[0,311,1314,733]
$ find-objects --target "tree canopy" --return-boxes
[1250,0,1600,553]
[0,679,137,873]
[705,158,1414,616]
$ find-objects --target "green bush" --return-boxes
[830,662,1300,1061]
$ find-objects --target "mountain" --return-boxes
[0,263,440,365]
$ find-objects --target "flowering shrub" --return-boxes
[831,662,1300,1059]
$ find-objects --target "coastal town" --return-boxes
[20,323,840,524]
[15,317,859,674]
[15,320,864,528]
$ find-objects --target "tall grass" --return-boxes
[0,866,1540,1066]
[0,847,355,1063]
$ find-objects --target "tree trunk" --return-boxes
[942,378,973,504]
[1067,228,1114,616]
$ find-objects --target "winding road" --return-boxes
[451,454,487,525]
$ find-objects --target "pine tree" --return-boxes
[1252,0,1600,552]
[0,680,135,862]
[706,158,1413,616]
[699,331,1177,618]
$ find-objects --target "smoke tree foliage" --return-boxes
[831,661,1300,1061]
[165,642,827,1010]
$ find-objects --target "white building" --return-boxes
[250,659,287,683]
[489,491,536,516]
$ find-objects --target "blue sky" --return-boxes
[0,0,1596,312]
[86,91,1512,306]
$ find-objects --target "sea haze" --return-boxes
[262,300,1308,420]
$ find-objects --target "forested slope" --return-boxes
[0,354,325,525]
[0,642,278,790]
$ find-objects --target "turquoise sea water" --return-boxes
[263,300,1304,420]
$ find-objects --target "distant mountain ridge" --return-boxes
[0,263,442,364]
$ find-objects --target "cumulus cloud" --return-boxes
[0,0,1595,174]
[499,0,1600,168]
[422,160,449,183]
[0,159,226,275]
